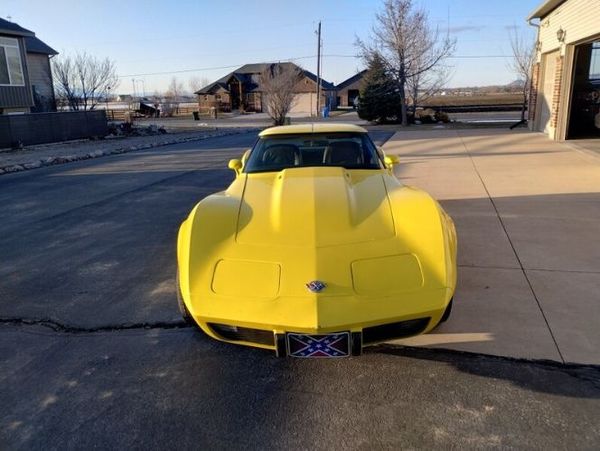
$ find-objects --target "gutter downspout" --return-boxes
[48,54,58,112]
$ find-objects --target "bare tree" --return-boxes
[165,76,184,101]
[52,52,119,111]
[356,0,455,125]
[164,77,185,115]
[188,75,211,94]
[260,63,303,126]
[406,63,452,115]
[507,29,536,122]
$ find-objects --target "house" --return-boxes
[196,63,336,115]
[528,0,600,140]
[0,18,58,114]
[336,70,367,108]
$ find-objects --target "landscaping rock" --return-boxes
[4,164,24,173]
[23,161,42,169]
[0,128,259,177]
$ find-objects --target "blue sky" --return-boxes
[4,0,541,94]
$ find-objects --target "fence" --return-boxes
[424,103,524,113]
[104,106,200,121]
[0,110,108,149]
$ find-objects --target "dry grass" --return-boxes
[422,93,523,107]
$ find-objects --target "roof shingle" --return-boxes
[195,62,334,95]
[0,17,35,37]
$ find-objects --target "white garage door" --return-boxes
[289,93,314,115]
[536,50,559,135]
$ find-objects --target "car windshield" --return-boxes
[244,132,384,173]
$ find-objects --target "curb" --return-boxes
[0,128,259,176]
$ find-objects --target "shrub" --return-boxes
[357,53,402,123]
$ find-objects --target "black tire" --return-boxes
[440,297,453,323]
[176,271,195,326]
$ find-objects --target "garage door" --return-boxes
[536,50,560,135]
[289,93,314,115]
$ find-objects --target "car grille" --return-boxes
[362,318,430,344]
[208,323,274,346]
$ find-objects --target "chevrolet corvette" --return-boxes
[176,123,457,357]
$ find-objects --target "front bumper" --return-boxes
[204,316,432,357]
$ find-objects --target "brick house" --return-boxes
[528,0,600,140]
[0,18,58,114]
[195,63,336,115]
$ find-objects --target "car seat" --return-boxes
[261,144,301,167]
[323,141,363,166]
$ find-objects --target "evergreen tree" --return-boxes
[357,53,402,123]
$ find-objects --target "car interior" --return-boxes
[247,135,380,172]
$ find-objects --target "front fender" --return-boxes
[384,180,457,295]
[177,179,246,316]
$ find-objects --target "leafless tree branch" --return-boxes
[356,0,456,125]
[507,28,536,121]
[52,52,119,111]
[260,63,303,126]
[188,76,211,94]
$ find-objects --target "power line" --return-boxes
[118,64,243,78]
[117,54,516,78]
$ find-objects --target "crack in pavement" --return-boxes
[0,317,192,334]
[3,317,600,379]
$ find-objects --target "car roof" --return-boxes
[259,123,368,137]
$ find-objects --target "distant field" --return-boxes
[422,93,523,107]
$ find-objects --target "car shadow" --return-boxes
[367,343,600,399]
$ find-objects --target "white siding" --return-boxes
[537,0,600,58]
[533,0,600,139]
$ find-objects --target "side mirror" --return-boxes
[384,155,400,167]
[228,159,242,175]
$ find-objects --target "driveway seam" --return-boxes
[458,264,600,274]
[456,131,566,363]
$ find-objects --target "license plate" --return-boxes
[286,332,350,358]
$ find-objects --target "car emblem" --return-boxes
[306,280,326,293]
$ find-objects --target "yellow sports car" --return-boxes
[177,124,456,357]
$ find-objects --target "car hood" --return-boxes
[235,167,396,247]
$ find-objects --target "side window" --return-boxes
[0,37,25,86]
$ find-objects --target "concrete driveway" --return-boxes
[383,128,600,365]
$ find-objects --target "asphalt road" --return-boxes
[1,131,599,449]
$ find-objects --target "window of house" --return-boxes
[0,37,25,86]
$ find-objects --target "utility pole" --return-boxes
[316,21,321,118]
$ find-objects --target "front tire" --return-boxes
[440,297,453,323]
[176,270,195,326]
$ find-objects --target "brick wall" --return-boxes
[528,62,540,122]
[550,56,564,128]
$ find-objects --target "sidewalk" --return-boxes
[382,128,600,365]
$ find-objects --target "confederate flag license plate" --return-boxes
[286,332,350,358]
